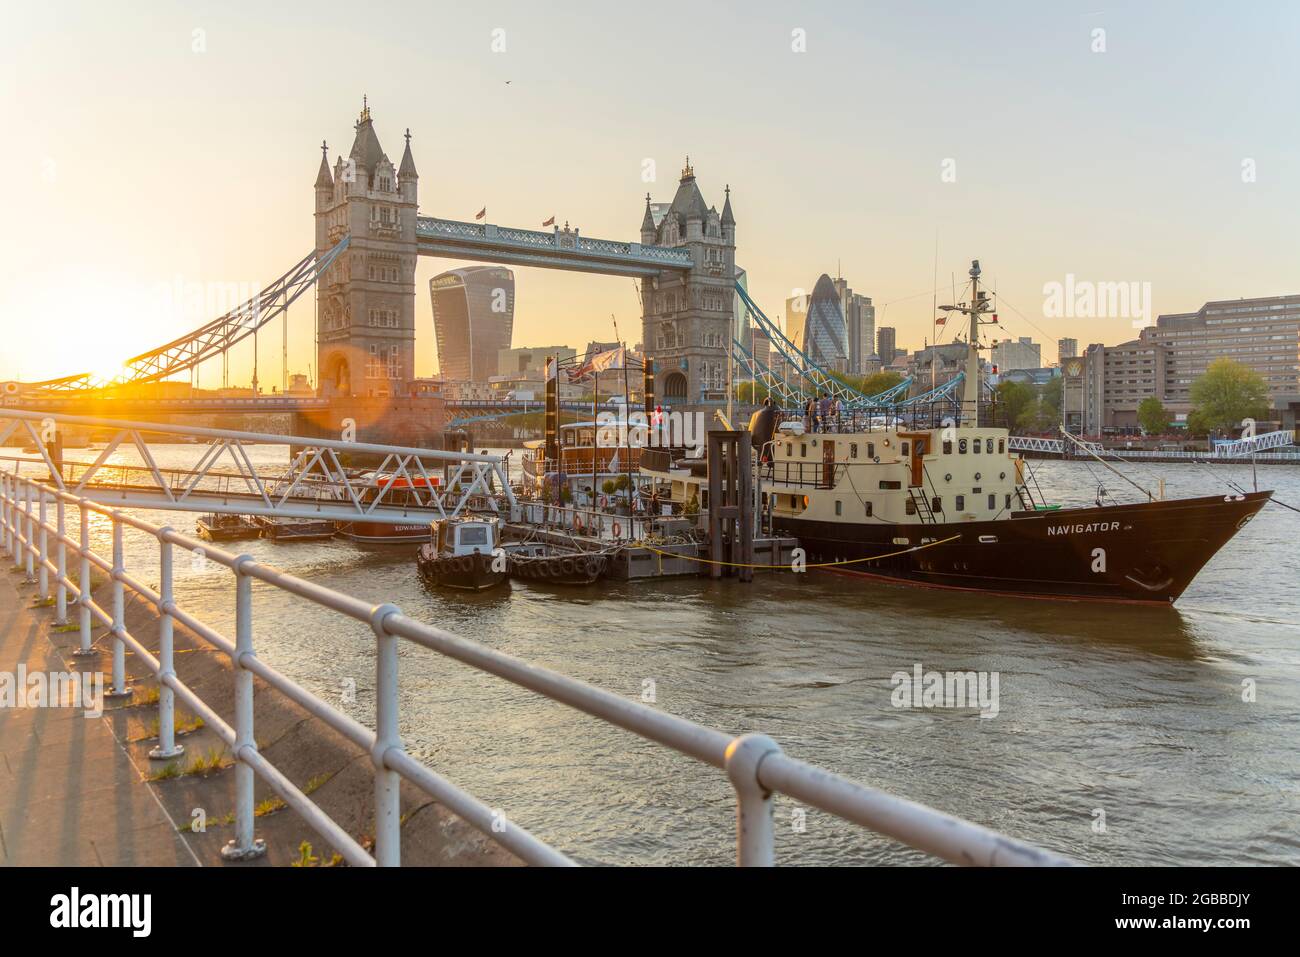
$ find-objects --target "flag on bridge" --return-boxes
[475,207,486,220]
[542,215,555,227]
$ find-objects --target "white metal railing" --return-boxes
[0,470,1074,867]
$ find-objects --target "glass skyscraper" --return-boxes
[429,266,516,382]
[803,274,849,371]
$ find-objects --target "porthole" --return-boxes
[944,473,952,482]
[1000,472,1006,480]
[975,472,981,481]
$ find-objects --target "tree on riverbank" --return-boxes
[1188,358,1268,435]
[1138,397,1171,435]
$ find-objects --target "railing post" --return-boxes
[37,489,49,600]
[73,501,94,657]
[222,556,266,861]
[150,532,184,760]
[1,473,9,557]
[2,474,13,561]
[724,733,782,867]
[54,495,68,624]
[370,602,403,867]
[23,481,35,583]
[106,517,130,699]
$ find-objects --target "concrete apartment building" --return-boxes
[1069,293,1300,434]
[1058,338,1078,364]
[1151,294,1300,414]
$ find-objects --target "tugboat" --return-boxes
[416,516,507,591]
[755,260,1270,604]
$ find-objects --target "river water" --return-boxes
[12,445,1299,865]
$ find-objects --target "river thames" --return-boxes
[19,446,1299,865]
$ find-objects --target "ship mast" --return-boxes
[939,259,990,427]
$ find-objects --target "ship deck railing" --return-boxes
[775,403,1003,434]
[0,470,1074,867]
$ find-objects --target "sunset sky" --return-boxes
[1,0,1296,385]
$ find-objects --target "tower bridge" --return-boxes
[4,99,906,438]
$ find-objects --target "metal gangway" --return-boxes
[0,409,515,523]
[0,468,1073,867]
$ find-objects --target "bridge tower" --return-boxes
[639,159,736,410]
[313,100,419,398]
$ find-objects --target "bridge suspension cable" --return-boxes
[733,282,916,408]
[24,237,351,395]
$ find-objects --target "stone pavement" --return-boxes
[0,567,198,866]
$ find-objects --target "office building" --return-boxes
[991,336,1042,372]
[429,266,516,382]
[801,274,850,371]
[878,327,898,367]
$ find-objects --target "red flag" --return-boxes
[475,207,486,220]
[542,215,555,227]
[935,316,946,325]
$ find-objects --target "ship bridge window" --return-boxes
[985,438,994,454]
[932,496,942,513]
[901,441,910,456]
[988,494,996,510]
[835,500,842,516]
[800,443,807,457]
[905,498,917,515]
[998,438,1005,453]
[459,526,489,546]
[879,480,901,490]
[850,443,858,459]
[958,439,968,454]
[1005,493,1012,508]
[866,442,875,459]
[865,501,873,517]
[943,440,953,454]
[786,443,792,456]
[956,495,966,511]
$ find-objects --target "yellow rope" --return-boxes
[634,534,962,570]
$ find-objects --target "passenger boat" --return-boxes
[416,517,507,591]
[335,470,443,543]
[195,513,260,542]
[521,420,644,506]
[504,541,615,585]
[641,260,1271,605]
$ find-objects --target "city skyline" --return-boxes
[2,1,1298,386]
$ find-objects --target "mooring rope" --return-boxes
[635,534,962,570]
